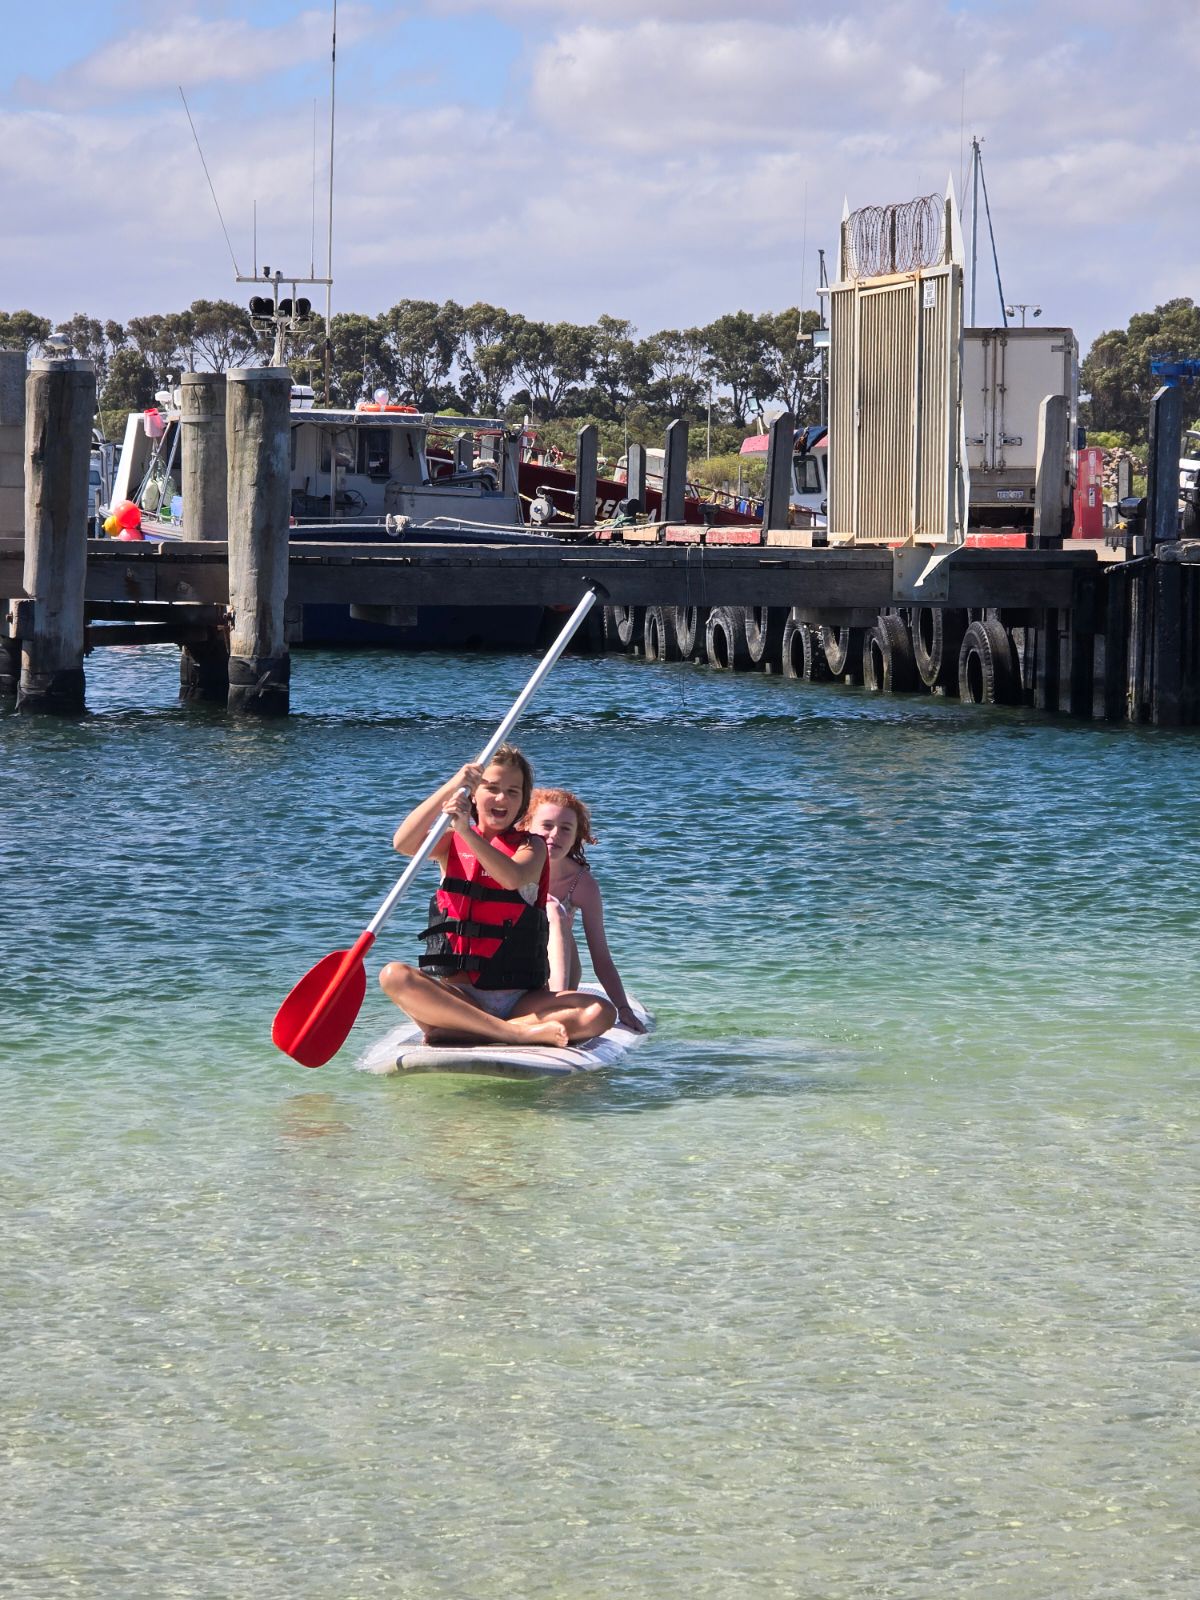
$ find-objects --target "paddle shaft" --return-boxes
[365,586,600,937]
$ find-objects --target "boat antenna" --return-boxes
[324,0,337,403]
[310,99,318,279]
[179,86,242,276]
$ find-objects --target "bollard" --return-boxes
[179,371,230,700]
[762,411,794,533]
[0,349,24,697]
[1031,393,1069,547]
[17,358,96,713]
[575,423,598,531]
[226,366,292,715]
[661,419,688,525]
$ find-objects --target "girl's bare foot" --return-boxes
[511,1018,570,1048]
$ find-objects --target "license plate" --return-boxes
[996,488,1027,501]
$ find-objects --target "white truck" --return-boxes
[962,326,1079,531]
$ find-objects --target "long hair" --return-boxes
[521,786,597,866]
[472,743,534,823]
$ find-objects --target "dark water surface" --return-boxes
[3,644,1198,1598]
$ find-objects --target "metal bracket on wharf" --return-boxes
[891,542,961,605]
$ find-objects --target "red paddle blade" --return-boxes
[273,931,375,1068]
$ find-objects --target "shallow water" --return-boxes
[3,644,1198,1598]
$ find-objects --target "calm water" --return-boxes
[3,643,1198,1599]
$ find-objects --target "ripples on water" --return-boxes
[3,644,1198,1598]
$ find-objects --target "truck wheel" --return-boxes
[822,624,864,682]
[863,612,918,693]
[705,607,751,670]
[958,619,1019,705]
[670,606,700,659]
[744,606,785,668]
[912,606,967,692]
[642,605,679,663]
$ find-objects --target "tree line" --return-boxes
[4,294,1197,447]
[0,301,825,439]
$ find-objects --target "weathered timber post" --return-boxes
[455,432,472,474]
[1067,569,1098,719]
[625,442,647,510]
[0,349,25,698]
[762,411,794,533]
[1031,393,1069,547]
[1116,455,1133,502]
[661,419,688,525]
[1102,568,1129,722]
[1033,609,1060,712]
[226,366,291,715]
[179,371,230,701]
[1146,385,1183,725]
[17,358,95,713]
[575,424,598,532]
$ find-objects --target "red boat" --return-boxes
[516,434,762,529]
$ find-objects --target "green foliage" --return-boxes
[1084,429,1132,450]
[99,347,155,416]
[1081,298,1200,442]
[691,451,766,495]
[0,309,51,352]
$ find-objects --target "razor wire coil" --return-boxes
[842,193,946,280]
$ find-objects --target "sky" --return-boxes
[1,0,1197,354]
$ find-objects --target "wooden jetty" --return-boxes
[2,353,1198,727]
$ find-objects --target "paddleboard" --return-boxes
[359,985,652,1080]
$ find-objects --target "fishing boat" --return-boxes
[105,390,553,648]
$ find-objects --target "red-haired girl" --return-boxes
[522,787,645,1033]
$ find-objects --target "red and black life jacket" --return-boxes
[418,827,550,991]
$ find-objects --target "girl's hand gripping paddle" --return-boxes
[272,585,602,1067]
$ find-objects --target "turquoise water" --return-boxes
[3,644,1198,1599]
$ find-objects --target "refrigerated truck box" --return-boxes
[963,327,1078,526]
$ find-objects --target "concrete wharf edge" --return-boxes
[0,538,1099,619]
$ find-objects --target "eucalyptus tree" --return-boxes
[1081,298,1200,439]
[510,317,595,420]
[379,299,463,410]
[458,302,517,415]
[0,309,51,354]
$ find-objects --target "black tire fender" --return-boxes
[912,606,967,691]
[821,624,864,682]
[863,612,919,694]
[669,605,700,659]
[744,605,786,667]
[704,606,752,670]
[958,618,1020,705]
[642,605,680,663]
[607,604,643,651]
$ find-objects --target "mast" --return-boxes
[324,0,337,404]
[970,136,980,327]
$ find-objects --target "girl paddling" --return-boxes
[522,787,646,1034]
[379,747,616,1048]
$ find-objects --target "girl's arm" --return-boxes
[393,763,482,856]
[575,873,646,1032]
[443,789,547,890]
[545,898,573,992]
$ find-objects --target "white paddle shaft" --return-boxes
[366,586,600,936]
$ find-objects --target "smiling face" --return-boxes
[527,800,580,862]
[472,761,527,835]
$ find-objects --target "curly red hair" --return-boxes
[521,787,597,865]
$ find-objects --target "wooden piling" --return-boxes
[178,371,230,701]
[1152,555,1183,727]
[1033,609,1060,711]
[625,443,647,510]
[661,420,688,525]
[17,358,95,713]
[1067,570,1097,719]
[1102,568,1129,722]
[0,349,24,697]
[1031,393,1069,547]
[762,411,794,534]
[575,423,598,531]
[1146,385,1182,549]
[225,366,292,715]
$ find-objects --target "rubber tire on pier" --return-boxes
[958,618,1020,705]
[705,606,752,670]
[821,624,864,683]
[643,605,681,663]
[606,605,644,652]
[744,606,786,669]
[863,612,919,694]
[912,606,966,692]
[670,606,701,659]
[781,618,832,681]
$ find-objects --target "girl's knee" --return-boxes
[585,997,617,1035]
[379,961,417,997]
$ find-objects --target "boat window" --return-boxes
[319,430,356,473]
[794,455,822,494]
[357,428,391,478]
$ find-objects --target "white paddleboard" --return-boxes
[359,985,652,1081]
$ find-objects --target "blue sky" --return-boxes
[2,1,1197,352]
